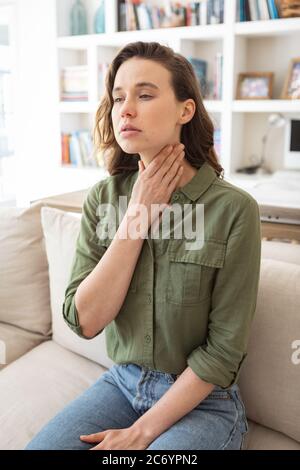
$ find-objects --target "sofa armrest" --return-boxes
[30,189,89,214]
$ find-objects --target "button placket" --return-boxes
[145,334,151,343]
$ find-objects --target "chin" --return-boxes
[121,144,143,154]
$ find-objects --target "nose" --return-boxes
[120,98,137,119]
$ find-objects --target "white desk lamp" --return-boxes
[258,113,286,174]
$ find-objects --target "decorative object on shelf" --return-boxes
[70,0,88,36]
[281,57,300,99]
[236,72,274,99]
[237,113,286,174]
[60,65,89,102]
[94,0,106,34]
[278,0,300,18]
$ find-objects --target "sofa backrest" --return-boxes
[238,256,300,444]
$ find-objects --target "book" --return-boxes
[187,56,208,97]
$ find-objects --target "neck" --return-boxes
[141,156,197,191]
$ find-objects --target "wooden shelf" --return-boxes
[235,17,300,37]
[59,102,98,113]
[57,23,225,49]
[232,100,300,113]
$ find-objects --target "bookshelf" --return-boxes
[55,0,300,191]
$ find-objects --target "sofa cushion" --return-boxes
[0,340,299,450]
[40,206,114,370]
[0,323,48,371]
[0,202,52,336]
[244,420,300,450]
[238,258,300,443]
[0,340,105,450]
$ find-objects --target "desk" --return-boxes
[226,171,300,243]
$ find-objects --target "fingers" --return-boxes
[155,144,185,182]
[169,165,184,191]
[80,432,104,442]
[145,145,174,178]
[161,150,185,187]
[138,159,145,173]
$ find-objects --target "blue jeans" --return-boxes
[25,363,248,450]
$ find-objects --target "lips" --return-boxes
[120,124,141,132]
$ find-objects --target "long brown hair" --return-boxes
[94,41,224,178]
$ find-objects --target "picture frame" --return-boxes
[281,57,300,100]
[236,72,274,100]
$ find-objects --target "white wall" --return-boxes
[14,0,61,206]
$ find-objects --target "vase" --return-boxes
[94,0,106,34]
[70,0,88,36]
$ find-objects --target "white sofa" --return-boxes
[0,201,300,450]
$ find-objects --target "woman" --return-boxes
[26,41,261,450]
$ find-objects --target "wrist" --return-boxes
[130,420,156,444]
[123,204,150,239]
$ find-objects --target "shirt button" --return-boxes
[145,335,151,343]
[147,294,152,304]
[173,194,179,201]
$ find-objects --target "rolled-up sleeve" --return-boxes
[62,182,107,339]
[187,197,261,388]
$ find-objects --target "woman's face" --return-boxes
[111,58,193,163]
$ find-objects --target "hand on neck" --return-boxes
[139,154,197,191]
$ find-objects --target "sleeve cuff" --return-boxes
[187,346,247,389]
[62,296,103,340]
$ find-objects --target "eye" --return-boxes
[113,95,152,103]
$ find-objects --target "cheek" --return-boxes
[111,109,117,126]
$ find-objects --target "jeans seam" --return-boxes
[218,393,240,450]
[219,425,239,450]
[232,390,249,434]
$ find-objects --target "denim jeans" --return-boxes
[25,363,248,450]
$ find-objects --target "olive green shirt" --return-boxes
[62,161,261,388]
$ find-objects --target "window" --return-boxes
[0,4,16,203]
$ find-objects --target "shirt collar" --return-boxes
[178,161,218,201]
[129,161,217,202]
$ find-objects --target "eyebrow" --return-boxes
[112,82,159,93]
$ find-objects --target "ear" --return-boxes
[179,99,196,125]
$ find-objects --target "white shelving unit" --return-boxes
[55,0,300,191]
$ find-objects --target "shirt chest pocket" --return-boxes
[90,234,138,293]
[166,239,226,305]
